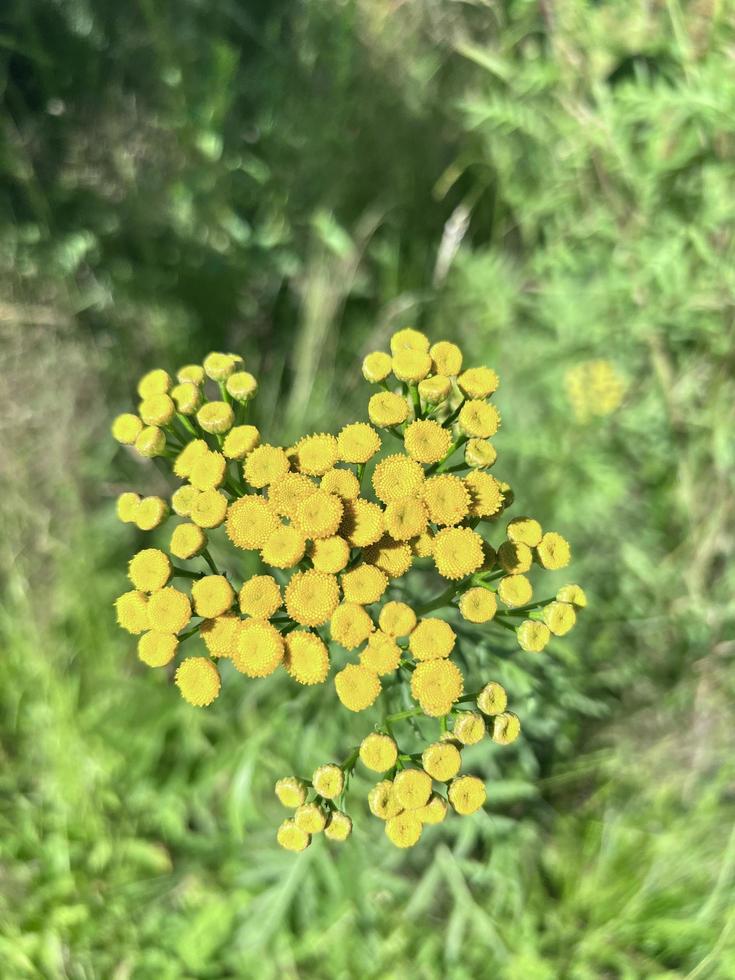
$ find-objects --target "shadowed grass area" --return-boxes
[1,1,734,976]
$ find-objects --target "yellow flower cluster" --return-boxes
[112,330,585,852]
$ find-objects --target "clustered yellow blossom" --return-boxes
[112,330,585,852]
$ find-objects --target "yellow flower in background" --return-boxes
[565,359,625,422]
[113,332,584,852]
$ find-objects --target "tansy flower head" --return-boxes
[134,426,166,458]
[492,711,521,745]
[330,603,374,651]
[244,444,290,488]
[360,733,398,773]
[239,575,282,619]
[464,471,504,518]
[368,391,410,428]
[536,531,571,570]
[277,819,311,852]
[457,366,499,399]
[147,587,191,634]
[385,812,422,848]
[171,381,201,415]
[171,485,200,517]
[363,537,413,579]
[409,618,456,661]
[129,549,171,592]
[362,350,393,383]
[226,370,258,403]
[337,422,382,464]
[115,591,149,635]
[177,364,205,385]
[383,497,428,541]
[477,681,508,716]
[507,516,543,548]
[465,438,497,469]
[320,467,360,501]
[201,614,240,658]
[170,522,206,560]
[393,768,432,810]
[137,369,171,398]
[283,631,330,685]
[411,659,464,717]
[458,399,501,439]
[175,656,221,706]
[112,413,144,446]
[448,775,486,815]
[543,600,576,636]
[295,804,328,835]
[517,619,551,652]
[432,526,485,580]
[430,340,463,376]
[498,574,533,608]
[498,540,533,575]
[372,454,424,504]
[223,424,260,460]
[404,419,452,465]
[378,601,417,637]
[422,742,461,782]
[416,794,448,825]
[292,433,339,476]
[138,631,178,667]
[312,764,344,800]
[197,401,235,434]
[422,474,469,526]
[116,491,141,524]
[459,587,497,624]
[135,497,168,532]
[268,472,317,519]
[392,348,432,383]
[226,495,279,549]
[285,570,340,627]
[325,811,352,842]
[190,489,228,528]
[334,664,381,712]
[203,352,240,381]
[232,619,284,677]
[418,375,452,404]
[390,327,429,354]
[453,711,486,745]
[191,575,234,618]
[275,777,308,808]
[261,524,307,569]
[340,498,384,547]
[368,780,402,819]
[139,393,175,427]
[360,630,401,676]
[557,583,587,608]
[294,490,343,540]
[310,535,351,574]
[189,451,226,491]
[341,564,388,605]
[173,439,209,479]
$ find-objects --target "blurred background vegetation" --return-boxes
[1,1,734,977]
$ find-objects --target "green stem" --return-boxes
[171,566,203,579]
[178,621,203,642]
[340,747,360,773]
[384,707,423,724]
[409,383,422,420]
[201,548,218,575]
[442,397,466,429]
[499,597,555,616]
[433,434,468,474]
[416,581,461,615]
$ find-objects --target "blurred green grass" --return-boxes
[1,1,734,977]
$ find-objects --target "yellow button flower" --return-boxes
[293,490,343,540]
[423,741,462,782]
[320,467,360,501]
[189,450,226,491]
[295,803,328,834]
[191,575,234,618]
[275,777,308,808]
[225,495,279,549]
[368,391,410,428]
[498,574,533,608]
[390,327,430,354]
[418,375,452,404]
[232,619,284,677]
[392,349,432,382]
[448,775,486,815]
[203,352,240,381]
[340,498,384,547]
[243,444,290,488]
[285,570,340,627]
[128,549,171,592]
[283,631,330,685]
[171,485,200,517]
[363,537,413,580]
[170,522,206,560]
[334,664,381,711]
[360,631,401,676]
[147,587,191,634]
[175,656,221,706]
[309,535,351,574]
[378,600,417,637]
[138,631,178,667]
[137,368,171,398]
[459,587,496,624]
[430,340,463,376]
[492,711,521,745]
[268,472,318,519]
[201,614,240,658]
[421,474,470,526]
[498,540,533,575]
[410,659,464,717]
[381,497,427,543]
[404,419,452,465]
[464,471,504,518]
[111,413,143,445]
[368,780,402,819]
[325,812,353,842]
[393,768,432,810]
[330,603,374,651]
[276,819,311,852]
[453,711,486,745]
[543,601,576,636]
[239,575,282,619]
[465,438,497,469]
[222,424,260,460]
[190,489,228,529]
[134,426,166,458]
[507,516,543,547]
[173,439,209,479]
[116,491,141,524]
[362,350,393,383]
[261,525,307,569]
[292,433,339,476]
[341,564,388,605]
[197,400,235,434]
[177,364,205,385]
[432,526,485,580]
[135,496,168,531]
[385,812,422,848]
[477,681,508,716]
[517,619,551,651]
[457,366,499,399]
[536,531,571,570]
[372,454,424,504]
[557,583,587,608]
[359,733,398,773]
[416,794,448,825]
[458,399,501,438]
[337,422,382,464]
[312,764,344,800]
[139,393,175,426]
[171,381,201,415]
[226,370,258,403]
[115,591,149,635]
[409,618,456,661]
